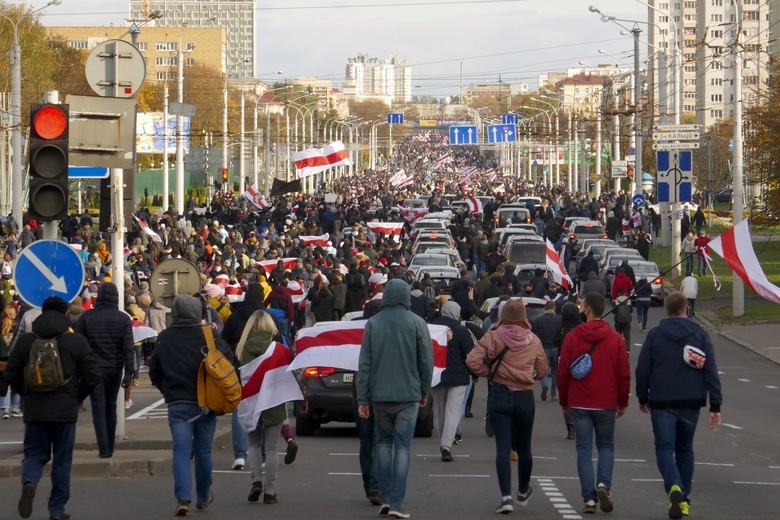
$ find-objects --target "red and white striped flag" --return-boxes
[287,279,306,304]
[397,174,415,188]
[133,215,162,243]
[709,220,780,301]
[367,221,404,242]
[485,169,497,183]
[294,141,350,178]
[299,233,330,247]
[400,207,428,224]
[258,257,299,275]
[546,239,572,289]
[290,322,449,387]
[466,197,483,214]
[435,153,452,169]
[494,184,506,194]
[237,342,303,433]
[244,186,269,209]
[389,170,406,185]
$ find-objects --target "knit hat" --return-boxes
[42,296,69,315]
[499,299,527,325]
[203,283,224,298]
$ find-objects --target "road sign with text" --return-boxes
[653,141,700,150]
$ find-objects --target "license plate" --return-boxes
[343,373,354,383]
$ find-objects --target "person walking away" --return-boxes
[694,232,710,277]
[612,289,633,354]
[635,292,722,519]
[466,299,547,514]
[150,295,234,516]
[5,297,100,520]
[431,301,474,462]
[682,232,696,276]
[73,282,134,458]
[634,277,653,332]
[357,280,433,519]
[679,273,698,318]
[531,301,562,401]
[559,302,582,440]
[557,293,630,514]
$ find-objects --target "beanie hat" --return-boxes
[203,283,224,298]
[42,296,69,315]
[499,299,527,325]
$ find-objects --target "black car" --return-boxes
[714,189,733,203]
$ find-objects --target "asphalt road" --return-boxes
[0,305,778,520]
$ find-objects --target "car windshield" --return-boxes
[410,256,449,266]
[516,269,538,284]
[526,306,547,324]
[507,243,546,264]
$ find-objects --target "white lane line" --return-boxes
[633,478,664,482]
[429,474,489,478]
[213,470,248,474]
[615,458,646,462]
[536,476,580,480]
[328,472,362,476]
[329,453,358,456]
[721,423,744,430]
[718,371,725,375]
[127,398,165,420]
[766,385,778,389]
[737,378,751,382]
[696,462,734,467]
[0,441,23,445]
[537,477,581,520]
[564,515,583,519]
[417,454,470,458]
[734,481,780,486]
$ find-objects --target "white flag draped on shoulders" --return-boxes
[237,342,303,433]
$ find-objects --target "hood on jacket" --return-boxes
[95,282,119,308]
[441,301,461,320]
[571,319,615,344]
[410,289,424,297]
[171,295,203,326]
[654,316,702,343]
[587,271,599,281]
[382,279,410,309]
[496,323,534,351]
[31,310,71,338]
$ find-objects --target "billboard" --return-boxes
[136,112,191,154]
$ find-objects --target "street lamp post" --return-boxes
[2,0,62,227]
[223,58,251,193]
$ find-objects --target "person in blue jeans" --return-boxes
[636,291,722,519]
[634,277,653,332]
[357,280,433,519]
[558,294,630,515]
[150,295,234,516]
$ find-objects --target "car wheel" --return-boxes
[414,398,434,438]
[294,404,318,437]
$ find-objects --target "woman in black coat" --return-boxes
[311,283,335,324]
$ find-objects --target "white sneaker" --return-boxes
[11,410,22,418]
[2,410,9,420]
[232,457,245,470]
[124,400,132,409]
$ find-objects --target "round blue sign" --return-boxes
[13,240,86,308]
[632,194,646,208]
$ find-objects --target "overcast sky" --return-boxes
[41,0,647,97]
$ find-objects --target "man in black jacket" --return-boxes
[74,282,134,458]
[532,301,563,401]
[5,297,100,520]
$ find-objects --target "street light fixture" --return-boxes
[1,0,63,225]
[222,58,251,193]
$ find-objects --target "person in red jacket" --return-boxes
[558,293,630,515]
[694,232,711,277]
[611,271,634,301]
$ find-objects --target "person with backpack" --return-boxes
[409,281,432,322]
[150,295,235,516]
[613,288,633,354]
[4,296,100,520]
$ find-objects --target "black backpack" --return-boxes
[615,301,632,324]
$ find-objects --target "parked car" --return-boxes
[714,189,733,203]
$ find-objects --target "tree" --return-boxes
[745,63,780,219]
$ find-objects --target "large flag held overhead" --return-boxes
[237,342,303,433]
[290,322,449,387]
[367,221,405,242]
[466,197,483,214]
[244,186,269,209]
[270,178,302,196]
[258,257,299,275]
[133,215,162,243]
[399,207,428,224]
[708,220,780,302]
[546,239,572,290]
[435,153,452,169]
[299,233,330,247]
[294,141,350,178]
[397,173,415,188]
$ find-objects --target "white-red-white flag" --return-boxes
[244,186,269,209]
[367,221,404,242]
[485,169,497,183]
[400,207,428,224]
[546,239,572,289]
[294,141,350,178]
[290,322,449,387]
[237,342,303,433]
[299,233,330,247]
[435,153,452,169]
[397,174,415,188]
[258,258,299,275]
[133,215,162,243]
[494,184,506,194]
[389,170,406,185]
[466,197,483,214]
[287,279,306,304]
[709,220,780,302]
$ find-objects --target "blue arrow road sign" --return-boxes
[387,113,404,125]
[68,166,110,178]
[502,113,519,125]
[656,150,693,203]
[487,124,517,144]
[632,194,646,208]
[13,240,85,308]
[449,125,478,145]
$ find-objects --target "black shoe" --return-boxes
[49,514,70,520]
[567,425,576,440]
[284,439,298,465]
[495,498,513,514]
[18,482,35,519]
[248,481,263,502]
[465,408,473,418]
[597,483,613,513]
[453,433,462,445]
[263,493,278,505]
[516,486,533,507]
[366,491,382,506]
[485,417,494,438]
[441,447,454,462]
[583,500,597,514]
[541,385,549,401]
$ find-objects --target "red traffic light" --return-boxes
[33,106,68,140]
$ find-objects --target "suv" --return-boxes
[564,220,607,256]
[505,239,547,265]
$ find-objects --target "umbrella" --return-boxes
[132,324,158,344]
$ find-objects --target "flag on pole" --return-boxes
[708,220,780,301]
[435,153,452,169]
[466,197,483,214]
[133,215,162,243]
[244,186,269,209]
[397,173,415,187]
[389,170,406,185]
[546,239,572,289]
[237,342,303,433]
[399,207,428,224]
[294,141,350,178]
[485,169,497,183]
[289,322,449,387]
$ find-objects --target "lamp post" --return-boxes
[223,58,251,193]
[534,98,561,186]
[2,0,62,227]
[731,0,745,316]
[519,106,552,186]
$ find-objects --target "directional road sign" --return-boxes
[487,124,516,144]
[611,160,628,178]
[657,150,693,203]
[632,194,646,208]
[449,125,478,145]
[656,124,700,132]
[502,113,519,125]
[387,113,404,125]
[13,239,85,308]
[653,142,700,151]
[68,166,110,178]
[652,130,700,141]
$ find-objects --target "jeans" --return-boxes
[487,385,535,497]
[21,421,76,517]
[540,348,559,398]
[132,346,142,379]
[248,421,282,494]
[615,321,631,353]
[354,409,378,493]
[636,300,651,330]
[697,255,706,277]
[89,366,122,456]
[373,401,419,512]
[473,254,482,273]
[457,379,474,436]
[431,384,467,450]
[231,412,247,460]
[650,408,700,501]
[684,253,694,276]
[0,387,21,411]
[570,408,617,502]
[167,403,217,505]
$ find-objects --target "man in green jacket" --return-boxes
[357,280,433,519]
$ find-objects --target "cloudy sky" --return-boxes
[42,0,648,96]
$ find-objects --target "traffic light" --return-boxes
[222,168,229,182]
[28,103,69,220]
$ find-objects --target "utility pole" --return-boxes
[732,1,745,316]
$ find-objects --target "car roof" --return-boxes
[506,234,544,244]
[414,266,460,277]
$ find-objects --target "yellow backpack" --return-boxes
[197,325,242,415]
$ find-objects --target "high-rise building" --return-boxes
[768,0,780,58]
[129,0,255,79]
[646,0,770,130]
[344,53,411,103]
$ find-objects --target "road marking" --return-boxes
[769,466,780,469]
[734,481,780,486]
[721,423,744,430]
[718,371,725,375]
[417,454,470,458]
[126,398,165,420]
[737,378,751,382]
[766,385,778,389]
[536,476,580,480]
[633,478,664,482]
[328,472,362,476]
[0,441,23,445]
[534,456,558,460]
[213,470,249,475]
[329,453,358,456]
[615,458,646,462]
[428,474,489,477]
[696,462,734,467]
[536,477,581,519]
